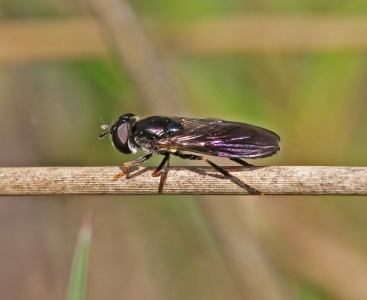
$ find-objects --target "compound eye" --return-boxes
[112,123,134,154]
[117,123,129,144]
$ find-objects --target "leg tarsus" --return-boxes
[113,171,127,181]
[113,153,153,181]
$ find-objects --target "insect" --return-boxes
[99,113,280,195]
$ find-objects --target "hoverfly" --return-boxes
[99,113,280,195]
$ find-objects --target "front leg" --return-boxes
[113,153,153,180]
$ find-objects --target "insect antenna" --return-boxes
[99,123,111,139]
[98,131,109,139]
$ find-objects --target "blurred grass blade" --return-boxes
[67,212,94,300]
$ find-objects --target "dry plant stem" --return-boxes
[3,16,367,64]
[0,166,366,196]
[88,0,184,114]
[159,15,367,55]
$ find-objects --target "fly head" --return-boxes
[99,113,138,154]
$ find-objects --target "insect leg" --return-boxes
[113,153,153,180]
[204,158,262,195]
[172,151,261,195]
[151,153,171,193]
[158,158,170,194]
[229,158,254,167]
[152,153,171,177]
[171,151,203,160]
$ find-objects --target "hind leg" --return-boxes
[172,151,262,195]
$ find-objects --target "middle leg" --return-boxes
[152,153,171,193]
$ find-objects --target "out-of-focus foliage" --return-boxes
[1,1,367,300]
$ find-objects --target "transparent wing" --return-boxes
[157,117,280,158]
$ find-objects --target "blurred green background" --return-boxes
[1,1,367,299]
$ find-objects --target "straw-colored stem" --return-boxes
[0,166,366,196]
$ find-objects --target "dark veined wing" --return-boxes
[157,117,280,158]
